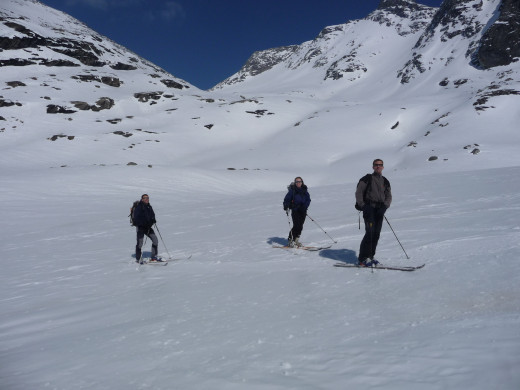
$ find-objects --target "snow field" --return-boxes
[1,165,519,389]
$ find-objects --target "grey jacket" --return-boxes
[355,173,392,209]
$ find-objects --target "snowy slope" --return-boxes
[1,0,519,181]
[1,165,520,389]
[1,1,520,389]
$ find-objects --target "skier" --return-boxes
[355,159,392,266]
[283,176,311,247]
[133,194,160,263]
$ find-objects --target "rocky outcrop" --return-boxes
[475,0,520,68]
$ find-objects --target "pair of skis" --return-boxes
[137,254,192,266]
[273,243,424,271]
[333,262,425,272]
[272,244,332,252]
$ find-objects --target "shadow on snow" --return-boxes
[319,248,357,264]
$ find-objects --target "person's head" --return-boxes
[141,194,149,203]
[294,177,304,187]
[372,159,384,173]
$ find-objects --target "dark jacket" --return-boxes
[283,184,311,212]
[355,173,392,209]
[133,201,156,228]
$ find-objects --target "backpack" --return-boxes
[355,174,390,210]
[129,200,139,226]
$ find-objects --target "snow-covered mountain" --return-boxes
[1,0,519,184]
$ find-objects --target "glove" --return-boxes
[283,206,288,211]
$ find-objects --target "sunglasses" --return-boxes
[295,180,302,183]
[373,164,383,167]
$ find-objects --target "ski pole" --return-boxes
[306,213,337,244]
[154,223,173,259]
[384,216,410,259]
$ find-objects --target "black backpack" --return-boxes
[355,174,390,210]
[129,200,139,226]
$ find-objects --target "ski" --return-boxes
[138,259,168,266]
[167,254,193,262]
[333,262,425,271]
[135,255,191,267]
[144,261,168,266]
[272,245,332,251]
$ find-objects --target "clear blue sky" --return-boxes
[39,0,443,90]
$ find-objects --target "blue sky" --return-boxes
[39,0,443,90]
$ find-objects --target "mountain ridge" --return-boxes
[0,0,519,185]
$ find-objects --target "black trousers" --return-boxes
[136,227,159,260]
[289,209,307,239]
[359,205,386,260]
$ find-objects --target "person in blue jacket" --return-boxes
[283,177,311,247]
[132,194,160,263]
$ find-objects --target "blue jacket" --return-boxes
[133,201,156,228]
[283,184,311,212]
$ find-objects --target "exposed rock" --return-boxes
[6,81,26,87]
[100,76,121,87]
[134,91,164,102]
[109,62,137,70]
[71,101,91,110]
[398,53,426,83]
[230,98,260,105]
[46,104,76,114]
[40,59,79,67]
[473,88,520,111]
[475,0,520,68]
[48,134,75,141]
[95,97,115,110]
[215,46,297,87]
[371,0,436,35]
[113,131,132,137]
[71,74,121,87]
[0,58,37,66]
[453,78,468,87]
[161,79,186,89]
[0,99,22,107]
[70,97,114,111]
[324,50,367,81]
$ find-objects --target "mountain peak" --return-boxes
[373,0,436,21]
[377,0,419,9]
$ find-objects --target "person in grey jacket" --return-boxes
[355,159,392,266]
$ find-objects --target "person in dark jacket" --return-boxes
[133,194,160,263]
[283,177,311,247]
[355,159,392,266]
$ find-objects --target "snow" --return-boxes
[2,164,520,390]
[1,0,520,388]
